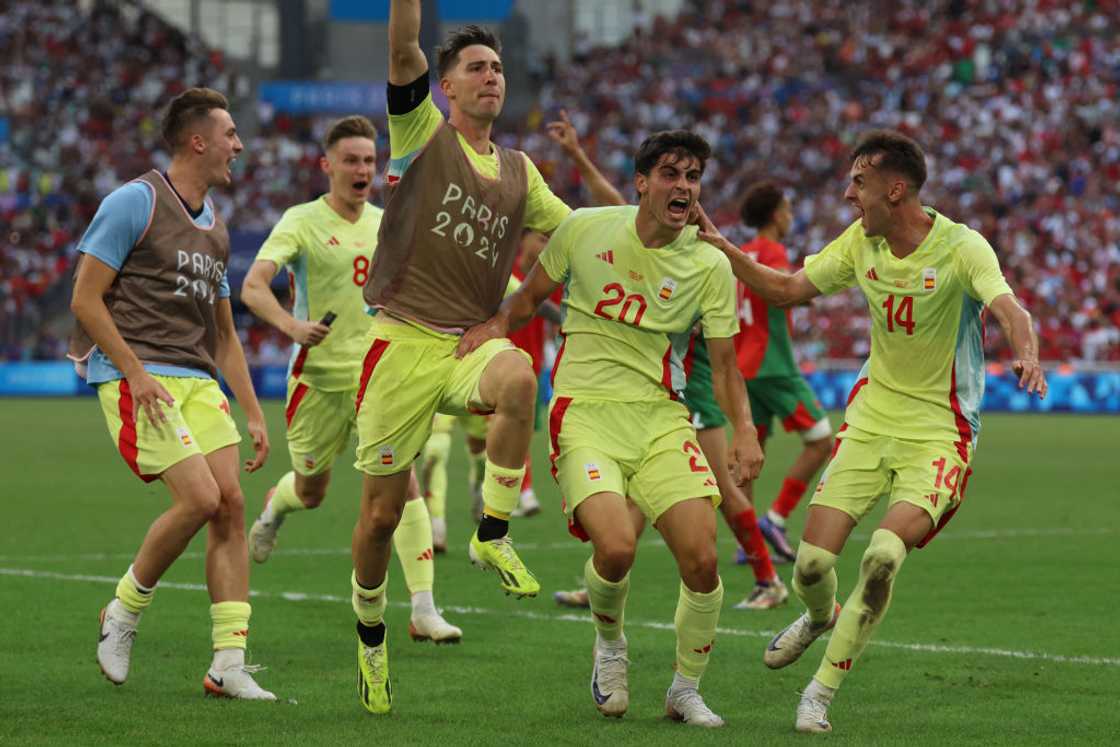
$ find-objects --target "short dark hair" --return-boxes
[436,25,501,78]
[634,130,712,176]
[739,181,785,229]
[161,87,229,151]
[849,129,927,192]
[324,115,377,152]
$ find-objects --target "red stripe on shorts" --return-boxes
[291,346,310,379]
[918,465,972,549]
[117,380,157,482]
[829,422,848,459]
[355,339,391,415]
[782,400,817,432]
[547,396,589,543]
[286,382,309,428]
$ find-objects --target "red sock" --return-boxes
[521,458,533,493]
[771,477,808,518]
[731,508,776,583]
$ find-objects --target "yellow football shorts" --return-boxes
[354,316,529,476]
[548,395,721,540]
[811,423,973,547]
[285,379,357,475]
[97,375,241,482]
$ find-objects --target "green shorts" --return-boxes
[548,396,720,540]
[97,375,240,482]
[811,423,972,547]
[682,337,726,431]
[285,380,356,475]
[747,375,830,442]
[354,316,529,476]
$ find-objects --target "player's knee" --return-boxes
[299,485,328,509]
[359,500,403,542]
[794,542,837,587]
[497,363,537,412]
[596,539,636,580]
[184,485,222,525]
[678,545,719,592]
[859,530,907,617]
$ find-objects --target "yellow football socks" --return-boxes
[265,471,305,521]
[114,565,154,615]
[674,578,723,680]
[815,529,907,689]
[210,601,251,650]
[584,557,628,641]
[351,571,388,627]
[420,432,451,520]
[392,498,434,594]
[793,541,839,625]
[481,458,524,519]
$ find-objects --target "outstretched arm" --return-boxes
[547,110,626,207]
[456,262,562,358]
[389,0,428,85]
[988,293,1047,398]
[694,205,819,307]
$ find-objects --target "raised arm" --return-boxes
[455,262,562,358]
[213,298,270,471]
[389,0,428,85]
[547,110,626,207]
[988,293,1047,398]
[241,259,330,347]
[694,205,819,307]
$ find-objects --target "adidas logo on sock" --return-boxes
[416,548,434,561]
[831,658,853,670]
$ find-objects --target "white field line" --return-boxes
[1,526,1114,564]
[2,566,1117,669]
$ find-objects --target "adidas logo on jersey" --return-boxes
[328,236,340,246]
[866,267,879,281]
[596,250,614,264]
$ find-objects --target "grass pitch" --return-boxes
[1,398,1116,745]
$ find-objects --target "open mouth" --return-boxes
[352,180,369,191]
[667,197,690,218]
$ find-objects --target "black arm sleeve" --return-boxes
[386,71,431,116]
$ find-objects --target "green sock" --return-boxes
[351,571,388,627]
[584,556,628,641]
[481,458,524,518]
[210,601,251,651]
[815,529,907,689]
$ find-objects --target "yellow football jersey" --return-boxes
[539,206,738,403]
[255,196,382,391]
[804,208,1013,450]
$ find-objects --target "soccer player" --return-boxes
[69,87,274,699]
[240,115,461,644]
[350,0,572,714]
[736,183,834,563]
[459,131,764,727]
[695,130,1047,733]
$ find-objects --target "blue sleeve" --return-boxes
[77,182,154,271]
[219,272,231,299]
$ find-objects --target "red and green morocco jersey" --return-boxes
[735,235,798,379]
[803,209,1013,451]
[538,206,738,403]
[255,196,382,391]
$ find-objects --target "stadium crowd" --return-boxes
[2,0,1118,364]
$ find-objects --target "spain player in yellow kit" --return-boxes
[459,131,764,727]
[240,116,461,644]
[697,130,1047,734]
[348,1,573,715]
